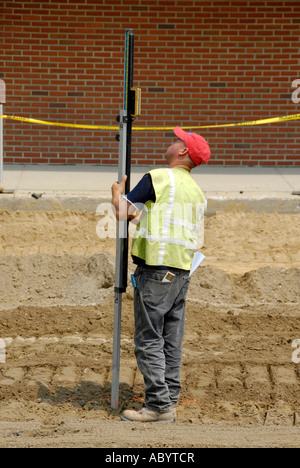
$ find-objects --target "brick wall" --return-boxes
[1,0,299,166]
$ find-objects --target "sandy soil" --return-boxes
[0,209,300,448]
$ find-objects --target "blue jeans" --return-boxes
[133,266,190,413]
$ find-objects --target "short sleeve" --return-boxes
[126,174,156,206]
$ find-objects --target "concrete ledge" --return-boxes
[207,195,300,215]
[1,164,299,213]
[0,192,299,214]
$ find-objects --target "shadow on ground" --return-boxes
[37,381,143,415]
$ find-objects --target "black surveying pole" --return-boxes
[111,29,135,410]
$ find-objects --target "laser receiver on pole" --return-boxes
[111,29,141,410]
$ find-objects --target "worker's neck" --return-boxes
[168,162,191,172]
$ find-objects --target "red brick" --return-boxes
[1,0,299,166]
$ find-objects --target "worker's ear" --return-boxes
[179,147,189,158]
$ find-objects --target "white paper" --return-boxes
[189,252,206,277]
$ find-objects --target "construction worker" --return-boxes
[111,127,211,422]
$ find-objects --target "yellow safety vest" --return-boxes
[131,167,207,270]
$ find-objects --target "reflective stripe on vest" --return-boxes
[158,169,176,264]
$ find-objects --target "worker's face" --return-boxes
[165,139,186,164]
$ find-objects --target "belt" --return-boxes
[132,256,189,273]
[143,265,169,271]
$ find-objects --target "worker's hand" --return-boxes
[111,175,127,199]
[129,211,140,225]
[111,175,129,220]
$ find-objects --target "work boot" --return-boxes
[121,407,176,423]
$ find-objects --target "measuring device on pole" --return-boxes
[111,29,141,410]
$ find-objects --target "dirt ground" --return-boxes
[0,208,300,448]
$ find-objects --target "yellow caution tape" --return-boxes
[133,113,300,130]
[0,115,118,130]
[0,113,300,131]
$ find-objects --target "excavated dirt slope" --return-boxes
[0,209,300,447]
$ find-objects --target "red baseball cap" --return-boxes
[174,127,211,165]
